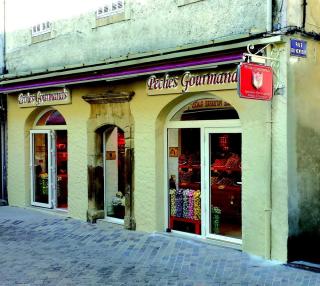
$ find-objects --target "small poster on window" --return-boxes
[106,151,116,160]
[169,147,179,157]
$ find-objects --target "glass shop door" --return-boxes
[30,130,56,208]
[205,128,242,243]
[103,126,126,223]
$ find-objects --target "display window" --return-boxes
[209,133,241,239]
[168,128,201,234]
[30,109,68,210]
[166,97,242,242]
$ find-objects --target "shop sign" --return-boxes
[238,63,273,101]
[189,99,231,110]
[290,39,307,57]
[18,88,71,108]
[147,70,237,95]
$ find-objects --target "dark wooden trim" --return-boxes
[82,91,134,104]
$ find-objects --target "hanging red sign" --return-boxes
[238,62,273,101]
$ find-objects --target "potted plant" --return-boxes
[112,192,125,219]
[39,172,48,195]
[211,206,221,234]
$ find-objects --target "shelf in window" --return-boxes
[211,184,241,192]
[211,166,241,172]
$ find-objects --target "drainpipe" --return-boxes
[2,0,6,74]
[302,0,307,31]
[265,45,273,260]
[266,0,273,32]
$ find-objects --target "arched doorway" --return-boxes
[166,96,242,243]
[30,109,68,210]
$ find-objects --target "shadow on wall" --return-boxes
[288,124,320,263]
[288,231,320,263]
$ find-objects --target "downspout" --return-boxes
[264,0,273,260]
[0,0,6,202]
[266,107,273,260]
[2,0,6,74]
[302,0,307,31]
[266,0,273,32]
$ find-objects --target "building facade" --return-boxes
[1,0,320,263]
[0,0,7,203]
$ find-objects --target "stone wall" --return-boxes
[287,36,320,262]
[4,0,274,74]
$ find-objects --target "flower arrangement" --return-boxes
[39,172,48,179]
[212,206,221,234]
[212,206,221,215]
[39,172,48,195]
[112,191,125,206]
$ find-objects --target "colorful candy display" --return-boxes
[193,190,201,220]
[169,189,201,220]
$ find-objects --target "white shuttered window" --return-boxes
[96,0,124,19]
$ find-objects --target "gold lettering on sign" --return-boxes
[147,70,238,95]
[18,88,71,107]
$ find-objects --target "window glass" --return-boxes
[36,110,66,126]
[168,128,201,235]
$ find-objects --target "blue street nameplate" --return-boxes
[290,39,307,57]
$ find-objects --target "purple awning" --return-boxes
[0,52,243,93]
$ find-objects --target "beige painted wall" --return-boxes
[306,0,320,34]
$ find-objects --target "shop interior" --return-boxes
[104,127,126,220]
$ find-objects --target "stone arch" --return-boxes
[83,92,135,229]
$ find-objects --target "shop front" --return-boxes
[144,64,276,254]
[145,69,243,243]
[3,47,287,260]
[18,90,70,210]
[7,86,135,225]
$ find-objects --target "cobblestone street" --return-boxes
[0,206,319,286]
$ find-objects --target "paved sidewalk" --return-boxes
[0,206,319,286]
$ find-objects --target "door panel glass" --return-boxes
[33,133,50,205]
[209,133,242,239]
[168,128,201,235]
[56,130,68,209]
[105,127,125,220]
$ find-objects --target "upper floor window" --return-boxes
[96,0,124,19]
[31,21,51,37]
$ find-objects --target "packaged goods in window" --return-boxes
[187,190,194,219]
[225,153,241,169]
[169,188,201,220]
[169,189,176,216]
[175,189,184,218]
[193,190,201,220]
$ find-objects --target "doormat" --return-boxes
[286,261,320,273]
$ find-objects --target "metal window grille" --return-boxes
[96,0,124,19]
[32,21,52,37]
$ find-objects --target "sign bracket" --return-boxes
[243,44,279,63]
